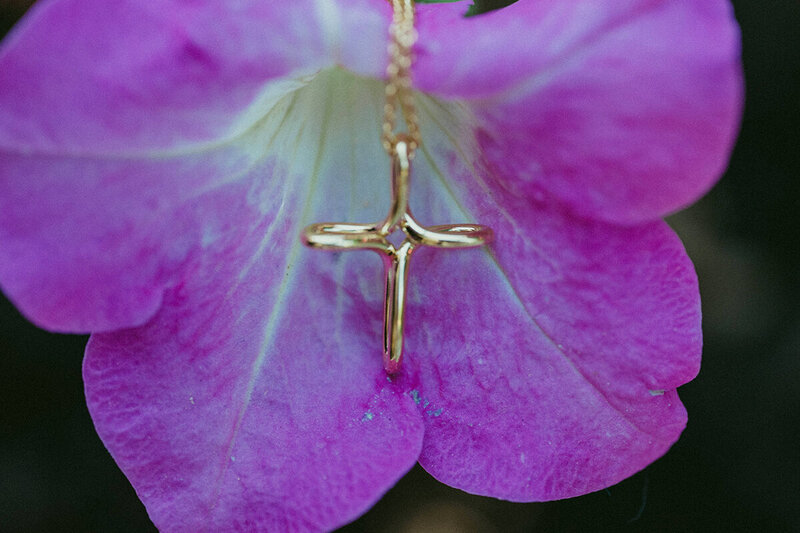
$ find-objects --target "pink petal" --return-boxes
[0,0,387,332]
[84,177,424,531]
[394,137,702,500]
[0,150,231,332]
[0,0,386,154]
[414,1,743,223]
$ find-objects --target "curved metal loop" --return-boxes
[403,216,494,248]
[301,223,390,253]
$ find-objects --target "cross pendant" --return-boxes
[302,139,493,373]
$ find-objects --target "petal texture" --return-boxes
[390,99,702,500]
[414,0,743,223]
[0,0,387,332]
[84,70,425,531]
[84,242,423,532]
[84,250,424,531]
[0,149,236,331]
[0,0,386,154]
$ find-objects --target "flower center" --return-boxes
[231,67,481,227]
[220,66,489,371]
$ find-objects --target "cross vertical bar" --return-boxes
[382,241,414,374]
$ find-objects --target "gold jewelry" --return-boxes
[302,0,493,373]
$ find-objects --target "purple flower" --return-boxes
[0,1,742,531]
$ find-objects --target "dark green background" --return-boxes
[1,1,798,531]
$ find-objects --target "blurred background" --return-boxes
[1,1,797,531]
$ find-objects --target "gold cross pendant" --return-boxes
[302,138,493,373]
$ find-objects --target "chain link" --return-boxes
[381,0,421,157]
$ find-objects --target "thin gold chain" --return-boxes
[381,0,421,157]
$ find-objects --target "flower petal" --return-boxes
[0,0,388,332]
[0,0,386,154]
[0,150,229,331]
[414,0,743,223]
[392,110,701,500]
[83,70,426,531]
[84,250,423,531]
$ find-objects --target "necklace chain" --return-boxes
[382,0,421,157]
